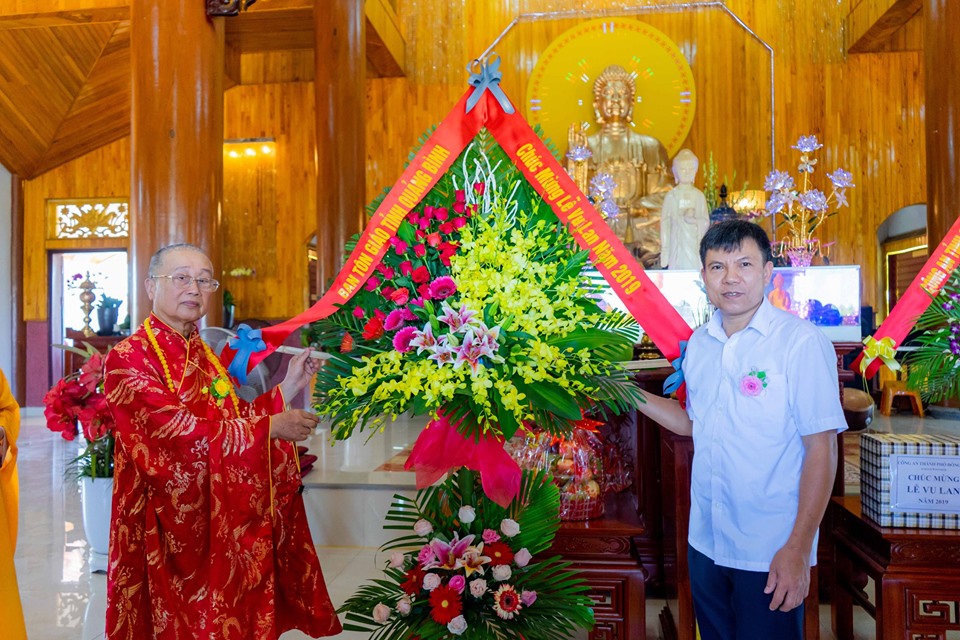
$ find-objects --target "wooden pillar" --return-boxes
[10,175,25,404]
[314,0,366,291]
[924,0,960,247]
[130,0,224,325]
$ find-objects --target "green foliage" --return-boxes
[904,276,960,402]
[337,468,594,640]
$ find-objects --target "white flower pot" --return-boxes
[80,476,114,558]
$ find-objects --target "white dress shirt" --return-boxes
[682,297,847,571]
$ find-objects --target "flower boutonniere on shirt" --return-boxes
[739,369,768,397]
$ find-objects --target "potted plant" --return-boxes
[43,342,115,569]
[95,295,123,336]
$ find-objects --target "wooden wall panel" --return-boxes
[22,137,130,321]
[222,82,317,321]
[19,0,927,326]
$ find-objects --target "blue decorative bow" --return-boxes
[227,323,266,384]
[466,54,515,114]
[662,340,688,395]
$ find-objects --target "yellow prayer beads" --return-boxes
[143,317,241,415]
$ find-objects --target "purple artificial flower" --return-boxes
[764,170,795,193]
[765,192,790,215]
[589,172,617,199]
[598,198,620,219]
[566,145,593,162]
[392,326,418,353]
[827,168,854,189]
[792,135,823,153]
[798,189,829,213]
[834,189,849,208]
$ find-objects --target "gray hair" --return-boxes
[148,243,207,277]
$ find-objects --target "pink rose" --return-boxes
[414,518,433,536]
[513,548,532,567]
[473,182,485,195]
[448,574,466,594]
[455,189,466,203]
[364,275,381,291]
[482,529,500,544]
[352,307,365,319]
[390,287,410,305]
[422,572,441,591]
[399,260,413,276]
[469,578,488,598]
[389,551,406,568]
[500,518,520,537]
[373,602,391,623]
[396,596,412,616]
[439,222,454,234]
[452,217,468,229]
[413,244,427,258]
[434,207,449,221]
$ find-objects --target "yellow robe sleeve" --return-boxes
[0,368,26,639]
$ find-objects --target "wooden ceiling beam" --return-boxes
[0,7,129,28]
[366,0,404,78]
[847,0,923,53]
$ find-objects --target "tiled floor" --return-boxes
[12,407,959,639]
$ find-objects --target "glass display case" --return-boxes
[600,265,862,343]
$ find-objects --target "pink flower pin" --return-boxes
[739,369,768,397]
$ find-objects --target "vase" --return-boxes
[81,476,114,572]
[786,247,815,268]
[96,307,119,336]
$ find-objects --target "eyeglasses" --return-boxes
[151,274,220,292]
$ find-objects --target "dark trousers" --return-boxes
[688,546,803,640]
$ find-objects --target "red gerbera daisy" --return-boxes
[493,584,522,620]
[400,565,425,595]
[484,541,514,566]
[429,584,463,625]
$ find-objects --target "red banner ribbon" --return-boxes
[852,215,960,378]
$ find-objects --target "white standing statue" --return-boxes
[660,149,710,269]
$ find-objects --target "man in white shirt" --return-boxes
[638,220,845,639]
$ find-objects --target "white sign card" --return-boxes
[890,454,960,514]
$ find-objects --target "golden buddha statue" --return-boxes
[567,64,674,266]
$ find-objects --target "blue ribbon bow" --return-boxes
[466,54,515,115]
[662,340,688,395]
[227,323,266,384]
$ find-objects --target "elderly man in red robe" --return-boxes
[103,243,342,640]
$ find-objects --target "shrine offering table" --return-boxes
[551,492,647,640]
[830,495,960,640]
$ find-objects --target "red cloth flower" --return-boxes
[401,565,425,595]
[429,584,463,625]
[362,316,385,340]
[484,541,514,566]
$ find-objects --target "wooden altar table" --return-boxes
[830,495,960,640]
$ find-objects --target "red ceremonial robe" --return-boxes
[103,315,342,639]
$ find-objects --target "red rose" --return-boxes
[399,260,413,276]
[453,201,466,214]
[452,217,468,230]
[412,266,431,284]
[426,233,441,248]
[390,287,410,305]
[439,222,454,234]
[473,182,485,195]
[364,275,381,291]
[434,207,449,221]
[413,244,427,258]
